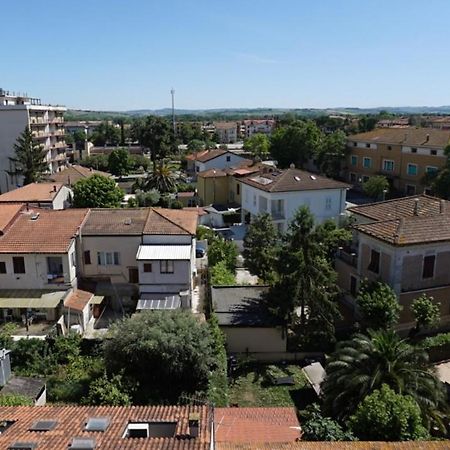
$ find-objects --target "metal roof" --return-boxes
[137,296,181,310]
[0,290,65,309]
[136,245,191,261]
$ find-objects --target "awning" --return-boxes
[89,295,104,305]
[137,296,181,310]
[0,290,66,309]
[136,245,191,261]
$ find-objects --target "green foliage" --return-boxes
[316,130,348,178]
[207,315,228,406]
[243,213,279,283]
[363,175,390,200]
[421,332,450,350]
[301,403,355,441]
[73,174,124,208]
[128,154,150,172]
[411,294,441,331]
[210,261,235,285]
[314,219,352,262]
[103,310,216,403]
[208,237,238,271]
[356,281,402,330]
[8,127,48,185]
[145,163,177,193]
[66,129,86,150]
[176,182,196,192]
[11,338,51,376]
[82,372,132,406]
[50,334,81,365]
[348,384,429,441]
[133,189,161,207]
[0,393,33,406]
[0,323,17,349]
[431,168,450,199]
[322,329,446,426]
[270,120,322,168]
[243,133,270,159]
[187,139,206,153]
[196,225,216,243]
[108,148,130,177]
[80,154,109,171]
[90,122,120,146]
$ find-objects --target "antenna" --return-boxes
[170,88,176,136]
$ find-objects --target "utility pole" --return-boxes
[170,88,176,136]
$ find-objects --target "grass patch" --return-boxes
[229,362,312,409]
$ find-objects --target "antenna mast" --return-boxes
[170,88,176,136]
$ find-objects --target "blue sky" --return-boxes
[1,0,449,110]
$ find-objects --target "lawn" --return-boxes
[228,362,314,410]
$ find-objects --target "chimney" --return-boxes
[0,349,12,387]
[413,198,419,216]
[53,185,57,192]
[440,199,446,214]
[426,134,430,143]
[394,218,405,244]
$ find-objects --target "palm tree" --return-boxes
[8,127,48,185]
[145,163,176,193]
[322,329,446,430]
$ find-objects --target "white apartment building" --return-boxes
[0,89,67,193]
[242,119,275,138]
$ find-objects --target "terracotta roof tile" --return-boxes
[185,150,210,161]
[0,204,23,235]
[240,168,350,193]
[82,209,150,235]
[47,165,111,186]
[0,208,88,253]
[0,183,64,203]
[0,405,210,449]
[215,407,300,443]
[64,289,94,311]
[348,127,450,148]
[145,209,198,235]
[196,150,228,162]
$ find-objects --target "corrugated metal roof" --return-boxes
[0,290,65,308]
[137,297,181,310]
[136,245,191,260]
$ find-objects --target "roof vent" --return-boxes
[289,163,295,169]
[426,133,430,143]
[413,198,419,216]
[440,199,446,214]
[310,175,317,180]
[124,218,132,225]
[294,176,301,182]
[30,213,40,221]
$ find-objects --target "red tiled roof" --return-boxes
[64,289,93,311]
[146,209,198,235]
[185,150,210,161]
[0,183,64,203]
[198,169,228,178]
[0,208,88,253]
[0,405,210,449]
[177,192,196,197]
[240,168,349,193]
[215,407,300,444]
[196,149,228,162]
[47,165,111,186]
[0,204,23,235]
[217,443,450,450]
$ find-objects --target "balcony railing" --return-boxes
[336,247,358,268]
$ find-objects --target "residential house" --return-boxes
[0,405,211,449]
[214,121,238,143]
[46,164,111,187]
[0,183,72,210]
[242,119,275,139]
[0,88,66,193]
[346,128,450,195]
[240,167,349,233]
[212,286,286,354]
[64,120,102,135]
[193,149,251,174]
[377,118,410,128]
[336,194,450,329]
[63,289,98,334]
[79,208,198,311]
[175,191,197,207]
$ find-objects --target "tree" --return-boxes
[187,139,206,153]
[322,329,446,427]
[431,167,450,199]
[80,154,109,172]
[108,148,130,177]
[0,393,33,406]
[128,154,150,172]
[82,372,132,406]
[133,189,161,207]
[348,384,429,441]
[208,237,238,272]
[90,122,120,146]
[301,403,355,441]
[356,281,402,330]
[270,121,322,168]
[8,127,48,185]
[66,129,87,150]
[243,133,270,159]
[210,261,235,285]
[243,213,279,283]
[103,311,216,402]
[316,130,348,178]
[145,163,176,193]
[73,174,123,208]
[363,175,389,200]
[314,219,352,263]
[411,294,440,332]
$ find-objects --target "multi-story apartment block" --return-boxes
[336,195,450,329]
[346,128,450,195]
[0,89,67,193]
[214,121,238,143]
[242,119,275,138]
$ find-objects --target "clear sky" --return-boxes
[1,0,449,111]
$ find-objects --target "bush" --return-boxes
[420,332,450,350]
[73,174,124,208]
[208,237,238,272]
[0,393,33,406]
[210,261,235,285]
[197,226,216,243]
[82,372,132,406]
[363,175,389,200]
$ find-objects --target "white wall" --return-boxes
[195,153,247,173]
[52,186,72,210]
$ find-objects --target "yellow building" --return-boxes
[346,128,450,195]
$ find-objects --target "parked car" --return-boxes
[196,244,206,258]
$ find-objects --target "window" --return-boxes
[123,421,177,439]
[236,184,240,195]
[325,197,332,210]
[68,438,95,450]
[97,252,120,266]
[85,417,110,432]
[422,255,435,279]
[368,249,380,274]
[8,443,37,450]
[426,166,438,174]
[0,262,6,274]
[350,155,357,166]
[29,420,57,432]
[143,263,152,273]
[407,163,418,176]
[349,173,357,183]
[387,145,392,150]
[383,160,394,172]
[363,157,372,169]
[226,155,231,162]
[84,251,91,265]
[160,260,174,274]
[365,143,370,148]
[12,257,25,274]
[0,420,15,434]
[411,147,417,153]
[353,142,357,147]
[406,184,416,196]
[431,149,437,156]
[253,195,256,206]
[350,275,357,296]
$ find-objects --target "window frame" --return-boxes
[160,260,174,274]
[12,257,25,274]
[368,249,380,274]
[84,251,91,265]
[406,163,418,176]
[363,157,372,169]
[350,155,358,166]
[422,254,436,279]
[383,159,395,172]
[0,261,6,274]
[143,263,152,273]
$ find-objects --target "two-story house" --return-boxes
[193,150,251,174]
[346,128,450,195]
[240,167,349,232]
[336,194,450,329]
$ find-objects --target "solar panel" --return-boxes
[85,417,110,432]
[30,420,57,431]
[8,443,37,450]
[69,437,96,449]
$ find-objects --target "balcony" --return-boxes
[336,247,358,268]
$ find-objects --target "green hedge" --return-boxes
[420,332,450,350]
